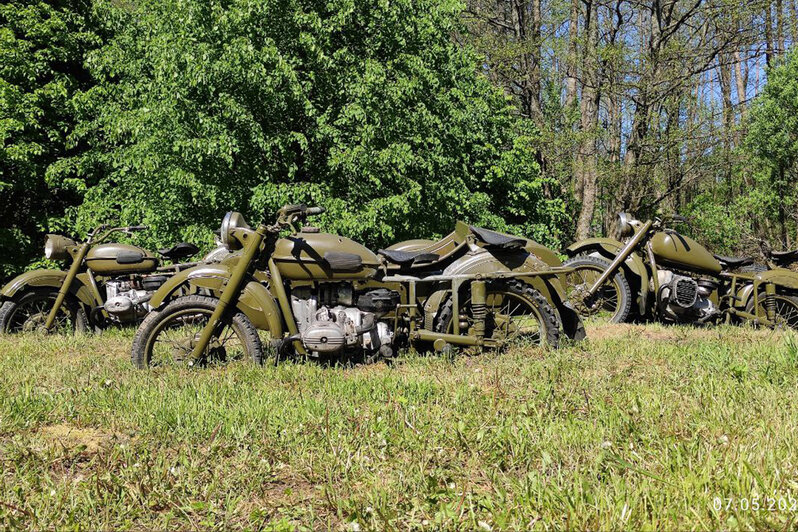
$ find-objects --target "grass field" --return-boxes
[1,324,798,530]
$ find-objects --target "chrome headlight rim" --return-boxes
[617,212,634,239]
[220,211,250,251]
[44,234,74,260]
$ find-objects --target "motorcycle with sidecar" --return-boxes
[562,213,798,329]
[0,225,213,333]
[130,204,586,367]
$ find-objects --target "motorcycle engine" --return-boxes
[103,276,166,322]
[290,284,398,356]
[656,271,720,324]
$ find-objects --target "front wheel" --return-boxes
[746,292,798,330]
[563,255,633,324]
[435,280,560,348]
[0,290,88,334]
[131,295,264,368]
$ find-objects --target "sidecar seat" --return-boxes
[713,254,754,269]
[769,249,798,264]
[158,242,200,261]
[378,249,440,267]
[469,226,526,250]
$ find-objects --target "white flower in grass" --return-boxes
[349,521,361,531]
[478,521,492,531]
[601,441,612,450]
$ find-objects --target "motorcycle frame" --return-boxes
[187,219,574,362]
[33,226,199,331]
[582,219,785,326]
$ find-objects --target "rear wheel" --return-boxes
[435,280,560,348]
[0,290,88,334]
[746,292,798,330]
[131,295,264,368]
[563,255,632,324]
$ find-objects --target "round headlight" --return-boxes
[617,212,635,239]
[44,234,75,260]
[220,211,250,250]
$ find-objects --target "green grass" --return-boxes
[1,324,798,530]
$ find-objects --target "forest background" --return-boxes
[2,0,798,276]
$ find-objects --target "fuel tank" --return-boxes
[85,243,159,275]
[650,231,721,275]
[273,231,380,280]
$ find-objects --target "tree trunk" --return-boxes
[564,0,579,109]
[575,0,600,240]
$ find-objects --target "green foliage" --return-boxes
[0,0,100,277]
[746,50,798,247]
[45,0,564,255]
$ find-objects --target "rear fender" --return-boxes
[149,264,283,334]
[566,238,649,315]
[1,269,99,310]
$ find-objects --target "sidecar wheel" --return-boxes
[562,255,632,324]
[435,280,560,348]
[746,293,798,330]
[131,295,263,368]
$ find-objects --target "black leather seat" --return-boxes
[714,254,754,269]
[469,226,526,249]
[769,249,798,263]
[158,242,199,261]
[378,249,439,267]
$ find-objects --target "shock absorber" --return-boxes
[765,283,777,323]
[471,280,487,340]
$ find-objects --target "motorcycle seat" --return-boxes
[469,226,526,249]
[378,249,440,267]
[713,254,754,269]
[768,249,798,262]
[158,242,200,261]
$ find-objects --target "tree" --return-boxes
[747,48,798,248]
[0,0,100,277]
[50,0,566,253]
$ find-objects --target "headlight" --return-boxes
[44,234,75,260]
[219,211,251,250]
[617,213,635,239]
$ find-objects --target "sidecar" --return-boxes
[386,222,585,341]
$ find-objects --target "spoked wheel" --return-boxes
[131,295,263,368]
[0,290,88,334]
[563,255,632,325]
[436,280,560,349]
[746,293,798,330]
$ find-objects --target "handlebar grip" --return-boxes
[670,215,687,223]
[306,207,325,216]
[127,225,148,231]
[282,204,307,215]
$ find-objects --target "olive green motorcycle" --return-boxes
[562,213,798,328]
[131,204,585,367]
[0,225,204,333]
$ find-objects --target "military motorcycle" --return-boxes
[130,204,585,367]
[0,225,204,333]
[562,213,798,328]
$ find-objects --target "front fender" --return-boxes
[566,237,649,315]
[149,264,283,335]
[1,269,99,309]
